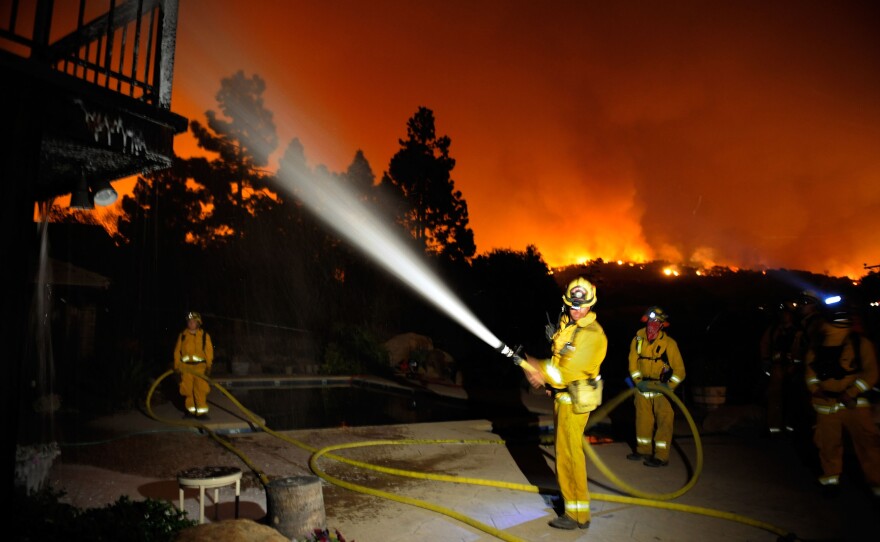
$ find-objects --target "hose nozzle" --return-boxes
[496,344,525,366]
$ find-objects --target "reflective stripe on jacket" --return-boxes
[628,328,686,390]
[174,329,214,371]
[539,311,608,390]
[806,321,878,411]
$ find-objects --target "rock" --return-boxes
[175,518,288,542]
[383,332,433,367]
[423,349,456,380]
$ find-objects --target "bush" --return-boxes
[320,324,390,376]
[71,355,154,415]
[15,486,197,542]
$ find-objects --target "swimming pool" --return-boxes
[214,376,508,430]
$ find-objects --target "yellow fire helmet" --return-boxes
[562,277,597,308]
[186,311,202,325]
[641,306,670,326]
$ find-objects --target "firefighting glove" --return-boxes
[544,312,557,342]
[636,380,651,393]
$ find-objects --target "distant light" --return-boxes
[617,260,623,265]
[824,295,841,306]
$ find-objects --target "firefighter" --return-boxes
[173,311,215,418]
[788,290,826,459]
[760,302,798,435]
[520,277,607,530]
[793,291,825,367]
[627,306,686,467]
[805,307,880,499]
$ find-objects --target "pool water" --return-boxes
[231,386,480,430]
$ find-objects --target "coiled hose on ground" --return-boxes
[146,369,799,541]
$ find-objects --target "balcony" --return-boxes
[0,0,187,202]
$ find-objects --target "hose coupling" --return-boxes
[497,344,525,366]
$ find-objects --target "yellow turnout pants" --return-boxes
[814,405,880,492]
[634,392,674,461]
[179,363,210,415]
[554,392,591,524]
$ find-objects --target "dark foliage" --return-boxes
[14,487,196,542]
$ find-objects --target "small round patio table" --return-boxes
[177,466,242,524]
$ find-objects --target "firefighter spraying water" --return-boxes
[512,277,608,530]
[283,164,613,531]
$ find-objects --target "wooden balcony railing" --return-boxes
[0,0,178,108]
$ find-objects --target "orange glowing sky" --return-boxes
[152,0,880,278]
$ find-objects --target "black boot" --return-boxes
[548,515,590,530]
[644,456,669,467]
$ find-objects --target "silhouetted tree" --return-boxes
[112,157,231,365]
[115,157,213,248]
[470,245,558,358]
[344,149,378,205]
[338,149,431,338]
[275,139,414,342]
[112,72,286,364]
[379,107,475,264]
[192,70,277,169]
[189,71,279,244]
[271,138,350,330]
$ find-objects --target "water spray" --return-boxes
[281,165,523,366]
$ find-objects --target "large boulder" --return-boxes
[175,518,288,542]
[383,333,458,383]
[383,332,434,367]
[423,349,456,380]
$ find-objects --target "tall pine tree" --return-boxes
[380,107,475,264]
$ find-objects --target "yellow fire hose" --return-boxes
[147,369,798,541]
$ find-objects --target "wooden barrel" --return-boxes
[265,475,326,539]
[691,385,727,411]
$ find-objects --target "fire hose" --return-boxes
[146,367,800,541]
